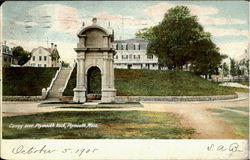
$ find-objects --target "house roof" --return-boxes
[114,38,149,44]
[31,46,56,54]
[2,45,13,56]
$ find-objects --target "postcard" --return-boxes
[1,1,249,159]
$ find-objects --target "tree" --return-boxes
[50,49,60,67]
[222,62,229,77]
[230,58,237,77]
[50,49,60,61]
[12,46,31,66]
[61,61,69,67]
[245,59,249,76]
[135,6,226,76]
[236,64,243,78]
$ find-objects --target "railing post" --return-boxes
[42,88,47,99]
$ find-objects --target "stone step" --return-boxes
[47,67,74,99]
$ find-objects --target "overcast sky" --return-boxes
[2,1,248,64]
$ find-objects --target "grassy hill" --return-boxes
[3,67,58,96]
[63,68,235,96]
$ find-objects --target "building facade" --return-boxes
[112,39,159,70]
[1,41,17,67]
[24,43,60,67]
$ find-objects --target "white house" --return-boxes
[112,39,159,70]
[24,43,60,67]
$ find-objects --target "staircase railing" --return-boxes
[42,65,62,99]
[59,62,76,97]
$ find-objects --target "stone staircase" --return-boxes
[48,67,72,99]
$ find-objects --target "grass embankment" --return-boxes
[238,81,249,86]
[3,67,58,96]
[208,108,249,138]
[64,68,235,96]
[3,111,196,139]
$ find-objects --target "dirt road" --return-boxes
[141,92,249,139]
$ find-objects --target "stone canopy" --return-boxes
[73,18,116,103]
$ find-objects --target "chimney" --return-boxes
[51,43,54,49]
[54,44,57,50]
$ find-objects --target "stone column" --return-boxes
[73,53,86,103]
[101,52,116,103]
[110,56,115,88]
[103,57,108,89]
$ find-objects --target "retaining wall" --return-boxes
[3,94,238,102]
[114,94,238,103]
[2,96,42,101]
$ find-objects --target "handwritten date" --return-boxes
[12,145,99,157]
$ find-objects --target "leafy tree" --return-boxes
[61,61,69,67]
[50,49,60,61]
[12,46,31,66]
[135,6,226,76]
[245,59,249,75]
[222,62,229,77]
[230,58,237,77]
[236,64,243,77]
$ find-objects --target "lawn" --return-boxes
[3,111,196,139]
[226,107,249,112]
[221,86,249,93]
[64,68,235,96]
[238,81,249,86]
[208,108,249,138]
[2,67,58,96]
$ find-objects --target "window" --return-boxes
[44,64,47,67]
[4,56,7,62]
[39,56,42,61]
[147,55,153,59]
[38,64,41,67]
[115,55,118,59]
[134,55,140,60]
[122,55,128,59]
[33,56,35,61]
[122,44,128,50]
[44,56,47,61]
[134,43,140,50]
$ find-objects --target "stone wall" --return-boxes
[60,94,238,103]
[3,96,42,101]
[114,94,238,103]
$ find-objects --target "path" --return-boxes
[219,82,249,89]
[48,67,72,99]
[141,92,249,139]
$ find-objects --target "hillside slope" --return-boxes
[64,68,234,96]
[3,67,58,96]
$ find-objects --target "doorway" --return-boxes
[87,66,101,100]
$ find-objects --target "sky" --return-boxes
[2,1,249,64]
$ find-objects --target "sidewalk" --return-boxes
[219,82,249,89]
